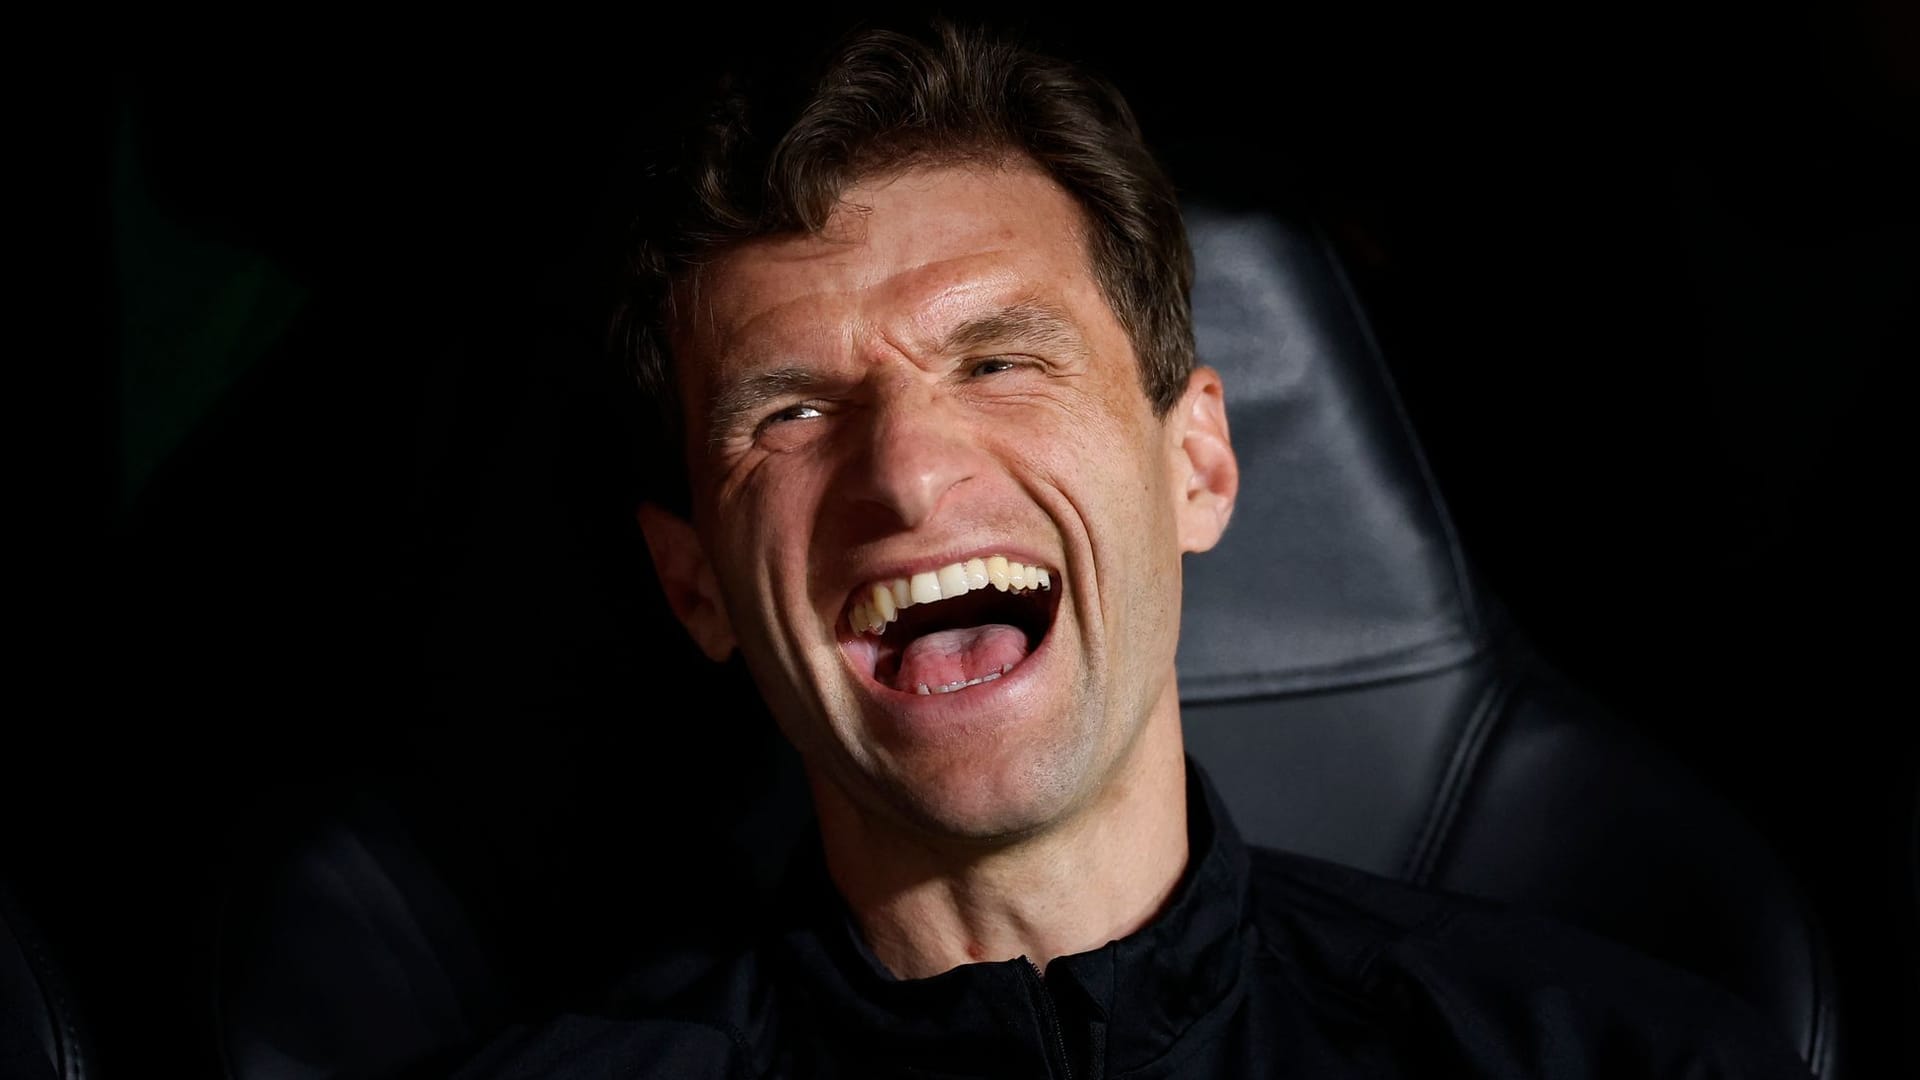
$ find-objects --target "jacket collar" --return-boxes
[773,759,1252,1076]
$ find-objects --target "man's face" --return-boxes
[642,162,1234,842]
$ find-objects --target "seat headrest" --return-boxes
[1176,209,1483,701]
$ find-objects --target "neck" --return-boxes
[813,696,1190,980]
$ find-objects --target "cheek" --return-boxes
[713,450,828,545]
[995,392,1178,623]
[711,455,855,643]
[1020,392,1167,520]
[702,470,806,613]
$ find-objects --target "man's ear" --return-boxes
[636,503,737,662]
[1168,365,1239,554]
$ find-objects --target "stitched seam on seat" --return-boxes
[1399,668,1514,887]
[2,890,85,1080]
[25,929,80,1079]
[1799,885,1837,1077]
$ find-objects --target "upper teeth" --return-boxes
[848,556,1051,636]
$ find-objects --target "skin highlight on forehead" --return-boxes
[680,163,1088,331]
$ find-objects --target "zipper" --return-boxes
[1022,956,1074,1080]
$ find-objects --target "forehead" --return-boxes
[676,163,1108,389]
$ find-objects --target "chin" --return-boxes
[863,718,1103,844]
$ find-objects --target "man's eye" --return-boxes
[767,403,823,424]
[969,358,1019,377]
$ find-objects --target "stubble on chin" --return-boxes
[842,709,1108,847]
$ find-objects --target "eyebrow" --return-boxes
[937,297,1087,359]
[707,366,831,444]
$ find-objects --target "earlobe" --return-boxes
[636,503,738,662]
[1170,366,1239,554]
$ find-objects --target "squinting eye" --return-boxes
[970,358,1019,377]
[766,403,824,425]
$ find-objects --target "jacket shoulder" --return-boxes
[1243,846,1812,1078]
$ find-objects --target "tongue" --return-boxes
[891,624,1030,694]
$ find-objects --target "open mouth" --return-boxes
[841,557,1060,696]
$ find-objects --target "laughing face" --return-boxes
[639,162,1236,844]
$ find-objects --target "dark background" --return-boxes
[18,3,1917,1075]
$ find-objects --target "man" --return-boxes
[459,20,1812,1078]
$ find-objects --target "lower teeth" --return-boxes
[915,667,1009,696]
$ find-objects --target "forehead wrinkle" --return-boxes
[933,294,1089,363]
[868,255,1054,352]
[695,231,891,366]
[711,246,1031,371]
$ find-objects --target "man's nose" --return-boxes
[845,387,978,532]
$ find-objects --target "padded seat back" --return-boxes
[1177,208,1839,1077]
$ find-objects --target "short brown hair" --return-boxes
[614,19,1194,511]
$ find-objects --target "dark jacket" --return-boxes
[456,763,1812,1078]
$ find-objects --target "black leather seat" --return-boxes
[213,791,511,1080]
[211,207,1842,1079]
[1177,208,1840,1077]
[1,883,89,1080]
